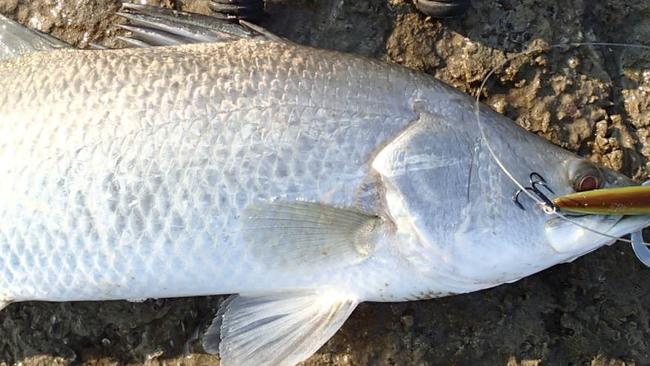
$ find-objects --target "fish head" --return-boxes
[501,129,649,257]
[541,156,650,255]
[372,110,649,287]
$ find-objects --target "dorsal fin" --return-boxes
[0,14,70,62]
[117,3,281,48]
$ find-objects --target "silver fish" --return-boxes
[0,4,647,366]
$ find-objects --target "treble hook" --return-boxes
[512,172,557,212]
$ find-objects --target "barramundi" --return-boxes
[0,4,648,365]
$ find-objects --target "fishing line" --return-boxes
[474,41,650,246]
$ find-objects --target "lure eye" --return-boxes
[575,175,601,192]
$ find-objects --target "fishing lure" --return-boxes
[553,184,650,215]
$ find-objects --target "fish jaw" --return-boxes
[545,214,650,256]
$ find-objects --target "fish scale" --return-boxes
[0,40,423,303]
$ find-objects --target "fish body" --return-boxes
[0,39,606,303]
[0,40,431,303]
[0,6,648,365]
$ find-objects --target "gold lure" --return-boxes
[554,185,650,215]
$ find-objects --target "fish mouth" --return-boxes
[544,213,650,255]
[547,180,650,256]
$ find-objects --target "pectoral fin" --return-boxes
[242,201,382,270]
[203,290,358,366]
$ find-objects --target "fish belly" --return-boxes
[0,40,420,302]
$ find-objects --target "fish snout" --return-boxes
[546,180,650,265]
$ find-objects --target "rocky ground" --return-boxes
[1,0,650,365]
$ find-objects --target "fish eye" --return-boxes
[574,174,601,192]
[568,160,603,192]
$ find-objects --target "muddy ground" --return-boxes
[1,0,650,365]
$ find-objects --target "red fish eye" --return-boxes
[575,175,600,192]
